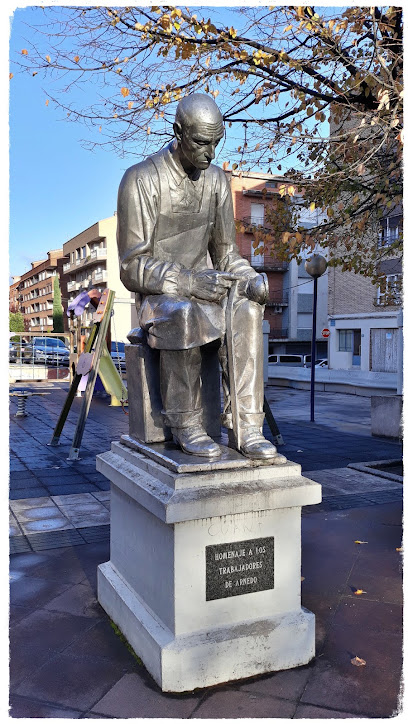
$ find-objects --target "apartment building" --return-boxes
[16,250,67,332]
[9,276,21,313]
[61,215,137,342]
[327,210,402,372]
[228,171,328,356]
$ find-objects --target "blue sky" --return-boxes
[9,6,132,278]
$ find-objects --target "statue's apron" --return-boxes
[139,151,226,350]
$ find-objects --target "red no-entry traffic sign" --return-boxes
[322,328,330,338]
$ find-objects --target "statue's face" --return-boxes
[177,120,224,171]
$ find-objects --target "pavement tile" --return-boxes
[18,516,74,535]
[193,688,298,718]
[92,491,111,502]
[10,476,49,491]
[10,609,96,689]
[293,703,361,717]
[10,574,73,609]
[63,619,139,666]
[9,487,48,500]
[330,598,403,636]
[9,696,82,718]
[95,479,111,491]
[15,653,131,712]
[44,581,106,618]
[9,604,33,628]
[46,483,101,495]
[23,547,90,584]
[9,470,38,481]
[300,629,402,717]
[238,665,312,700]
[90,672,200,718]
[51,493,98,506]
[63,509,110,528]
[10,497,55,511]
[9,512,23,537]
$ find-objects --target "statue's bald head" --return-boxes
[175,93,224,131]
[173,93,225,173]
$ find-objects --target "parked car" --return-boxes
[23,337,70,365]
[9,342,17,363]
[304,355,328,368]
[110,341,126,372]
[268,354,305,366]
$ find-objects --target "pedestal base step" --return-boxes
[98,560,315,693]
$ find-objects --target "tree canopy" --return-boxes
[14,5,403,277]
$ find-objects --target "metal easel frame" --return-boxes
[48,289,116,460]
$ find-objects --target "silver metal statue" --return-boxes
[117,93,286,463]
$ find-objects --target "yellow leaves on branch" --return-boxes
[45,99,49,106]
[45,55,51,63]
[127,101,134,109]
[351,656,366,667]
[121,87,130,97]
[74,56,80,63]
[21,49,28,55]
[222,161,230,171]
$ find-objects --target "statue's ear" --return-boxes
[173,121,183,143]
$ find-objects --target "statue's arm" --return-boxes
[117,164,186,296]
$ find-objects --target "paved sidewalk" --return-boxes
[9,383,403,717]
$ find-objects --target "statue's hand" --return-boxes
[243,273,269,305]
[192,270,241,302]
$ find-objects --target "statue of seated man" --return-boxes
[117,93,285,463]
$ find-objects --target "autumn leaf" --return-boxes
[74,56,79,63]
[45,55,51,63]
[9,73,13,80]
[45,99,49,106]
[21,49,28,55]
[351,656,366,667]
[396,547,403,552]
[121,87,130,97]
[222,161,230,171]
[127,101,134,109]
[354,540,368,545]
[354,589,367,596]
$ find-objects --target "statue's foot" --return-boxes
[239,427,287,463]
[171,426,221,458]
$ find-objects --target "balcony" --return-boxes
[67,280,80,292]
[242,254,289,272]
[63,262,71,273]
[266,290,289,306]
[90,247,107,260]
[92,270,108,283]
[241,216,272,235]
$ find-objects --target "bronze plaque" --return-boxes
[206,537,274,601]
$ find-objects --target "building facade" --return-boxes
[228,171,328,357]
[9,276,21,313]
[61,215,137,342]
[327,211,402,372]
[16,250,67,332]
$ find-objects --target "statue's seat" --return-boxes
[125,328,221,444]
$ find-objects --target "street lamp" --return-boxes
[305,254,327,422]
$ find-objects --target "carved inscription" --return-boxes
[206,537,274,601]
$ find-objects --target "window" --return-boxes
[338,330,353,352]
[378,216,401,247]
[250,203,264,226]
[81,246,86,258]
[265,181,277,188]
[376,274,402,306]
[251,241,264,267]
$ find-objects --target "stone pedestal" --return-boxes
[97,437,321,692]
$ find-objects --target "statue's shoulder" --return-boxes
[120,153,160,187]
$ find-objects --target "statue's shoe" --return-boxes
[171,426,221,458]
[239,427,287,463]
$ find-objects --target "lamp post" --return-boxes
[305,254,327,422]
